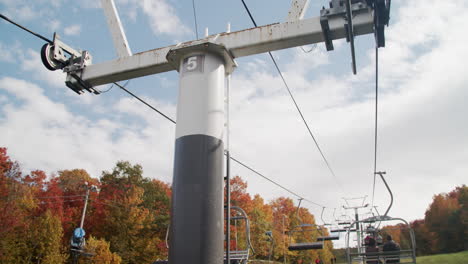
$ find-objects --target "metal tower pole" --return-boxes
[343,201,369,263]
[79,187,90,229]
[354,208,362,255]
[226,71,232,264]
[167,43,236,264]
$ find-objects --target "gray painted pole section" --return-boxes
[168,43,234,264]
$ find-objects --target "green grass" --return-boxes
[417,251,468,264]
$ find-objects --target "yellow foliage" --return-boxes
[81,236,122,264]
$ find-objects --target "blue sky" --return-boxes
[1,0,467,248]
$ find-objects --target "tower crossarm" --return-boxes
[77,7,373,87]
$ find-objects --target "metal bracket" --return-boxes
[370,0,391,47]
[320,0,370,74]
[66,72,99,95]
[64,50,97,95]
[40,33,97,95]
[320,15,334,51]
[375,171,393,217]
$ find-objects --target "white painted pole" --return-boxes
[225,71,232,264]
[169,46,230,264]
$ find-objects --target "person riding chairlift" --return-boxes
[383,235,400,263]
[365,237,380,264]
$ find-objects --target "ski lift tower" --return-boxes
[39,0,391,263]
[343,196,370,262]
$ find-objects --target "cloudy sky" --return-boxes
[1,0,467,240]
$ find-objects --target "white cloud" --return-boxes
[11,5,36,21]
[80,0,101,9]
[0,77,175,182]
[64,24,81,36]
[0,43,14,63]
[0,95,7,104]
[47,19,61,32]
[117,0,191,37]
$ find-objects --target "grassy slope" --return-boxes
[417,251,468,264]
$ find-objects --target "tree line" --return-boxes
[0,147,335,264]
[374,184,467,256]
[411,184,466,255]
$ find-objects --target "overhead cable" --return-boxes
[113,82,176,124]
[0,13,53,44]
[97,80,130,94]
[229,156,325,208]
[35,194,86,199]
[238,0,346,196]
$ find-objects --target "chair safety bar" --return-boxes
[317,235,340,241]
[288,242,324,251]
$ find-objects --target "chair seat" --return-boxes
[317,235,339,241]
[288,242,323,250]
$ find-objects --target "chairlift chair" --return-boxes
[317,208,341,241]
[345,216,417,264]
[224,206,254,264]
[317,233,340,241]
[331,227,357,233]
[288,224,325,251]
[70,227,86,250]
[161,206,254,264]
[345,172,416,264]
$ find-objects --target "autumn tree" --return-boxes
[0,149,74,263]
[50,169,100,244]
[425,186,466,253]
[80,236,121,264]
[457,185,468,250]
[411,219,435,255]
[0,148,38,263]
[30,210,68,264]
[94,161,163,263]
[229,176,253,212]
[249,194,273,259]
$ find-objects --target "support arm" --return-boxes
[101,0,132,58]
[78,9,373,87]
